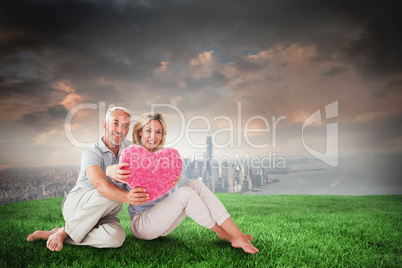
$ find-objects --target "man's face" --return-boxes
[103,110,130,147]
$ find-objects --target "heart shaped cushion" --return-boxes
[120,145,183,202]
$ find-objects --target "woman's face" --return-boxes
[139,119,163,152]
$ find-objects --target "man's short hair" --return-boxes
[105,106,132,122]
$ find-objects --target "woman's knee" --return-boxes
[130,225,159,240]
[134,232,158,241]
[171,186,195,204]
[186,179,208,193]
[186,179,204,189]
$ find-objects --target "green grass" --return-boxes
[0,195,401,267]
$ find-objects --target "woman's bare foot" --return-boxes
[212,224,254,242]
[244,234,254,242]
[211,219,259,253]
[27,228,59,242]
[46,227,69,251]
[217,231,254,242]
[231,233,259,254]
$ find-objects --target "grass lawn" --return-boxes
[0,194,401,267]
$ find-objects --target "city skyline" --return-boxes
[2,133,401,204]
[1,1,401,170]
[0,136,277,204]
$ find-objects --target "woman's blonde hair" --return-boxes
[132,112,167,152]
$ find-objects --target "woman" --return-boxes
[108,113,259,254]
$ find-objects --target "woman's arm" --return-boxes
[172,175,180,189]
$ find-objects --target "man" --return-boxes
[27,107,150,251]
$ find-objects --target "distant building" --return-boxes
[174,136,274,194]
[181,158,192,181]
[202,171,215,193]
[0,166,79,204]
[206,136,213,175]
[233,165,244,193]
[194,160,204,178]
[211,159,219,181]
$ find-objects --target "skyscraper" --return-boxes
[206,136,213,175]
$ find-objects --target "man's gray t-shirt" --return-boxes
[71,138,132,192]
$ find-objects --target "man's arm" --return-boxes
[107,164,181,189]
[86,165,149,205]
[106,163,131,184]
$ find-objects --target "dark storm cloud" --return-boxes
[184,71,229,92]
[1,0,401,128]
[0,74,55,97]
[341,5,402,79]
[74,81,121,103]
[2,0,399,83]
[20,105,68,128]
[0,0,160,81]
[373,80,402,99]
[1,0,401,168]
[324,67,348,77]
[233,57,269,73]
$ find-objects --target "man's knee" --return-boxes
[97,195,123,216]
[106,224,126,248]
[109,200,123,214]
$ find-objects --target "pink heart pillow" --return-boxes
[120,145,183,202]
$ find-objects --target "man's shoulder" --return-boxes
[89,139,109,152]
[81,146,103,160]
[81,141,105,158]
[83,139,132,156]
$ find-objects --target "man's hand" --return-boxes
[106,163,131,184]
[171,175,180,189]
[127,187,149,206]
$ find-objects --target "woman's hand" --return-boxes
[127,187,149,205]
[106,163,131,184]
[171,175,180,189]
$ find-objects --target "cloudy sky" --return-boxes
[0,0,401,169]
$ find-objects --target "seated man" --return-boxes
[27,107,150,251]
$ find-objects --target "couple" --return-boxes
[27,107,259,254]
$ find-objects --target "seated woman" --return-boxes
[108,113,259,254]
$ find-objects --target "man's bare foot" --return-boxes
[231,234,259,254]
[27,228,59,242]
[46,227,68,251]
